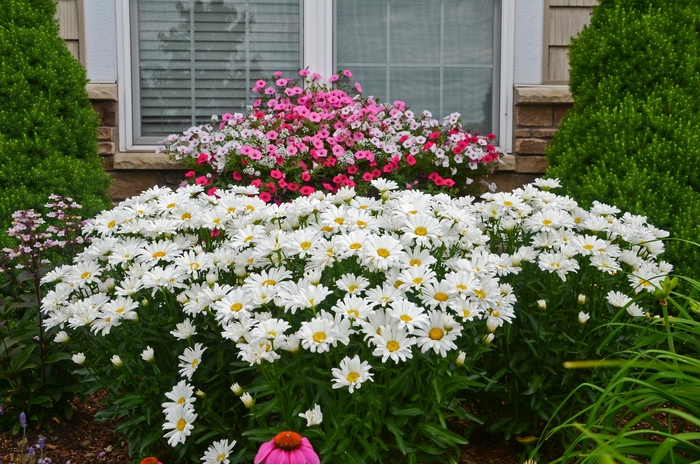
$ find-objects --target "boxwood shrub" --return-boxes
[546,0,700,279]
[0,0,111,248]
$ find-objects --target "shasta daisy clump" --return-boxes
[40,178,671,462]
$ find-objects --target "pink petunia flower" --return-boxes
[354,81,363,93]
[254,431,319,464]
[328,74,339,83]
[299,69,310,77]
[342,69,353,77]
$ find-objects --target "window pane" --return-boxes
[135,0,301,139]
[335,0,497,133]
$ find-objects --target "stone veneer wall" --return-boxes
[86,84,574,200]
[87,84,187,203]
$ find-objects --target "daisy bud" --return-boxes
[206,272,217,286]
[142,298,149,307]
[176,293,189,304]
[240,392,254,408]
[486,317,499,333]
[196,389,206,398]
[299,404,323,427]
[578,312,590,325]
[443,315,456,332]
[230,383,244,396]
[537,300,547,310]
[111,355,123,367]
[482,333,495,345]
[577,294,586,305]
[54,330,70,344]
[141,346,155,362]
[72,352,86,365]
[455,351,466,367]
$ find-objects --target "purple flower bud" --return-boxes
[38,437,45,449]
[28,446,36,457]
[19,411,27,428]
[97,451,106,459]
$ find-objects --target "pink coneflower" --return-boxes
[254,431,319,464]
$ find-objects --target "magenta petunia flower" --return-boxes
[254,431,319,464]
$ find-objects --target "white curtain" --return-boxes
[135,0,301,139]
[335,0,496,134]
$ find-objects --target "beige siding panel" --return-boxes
[64,40,80,60]
[549,7,593,46]
[550,0,598,6]
[548,46,570,82]
[56,0,79,40]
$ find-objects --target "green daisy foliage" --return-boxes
[546,0,700,279]
[0,0,111,248]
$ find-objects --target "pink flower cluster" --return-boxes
[160,70,501,201]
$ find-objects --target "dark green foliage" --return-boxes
[0,0,111,247]
[546,0,700,278]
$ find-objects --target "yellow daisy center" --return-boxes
[434,292,449,302]
[414,226,427,236]
[583,244,594,251]
[357,220,367,228]
[262,279,276,286]
[313,332,326,343]
[474,289,486,299]
[181,213,191,220]
[81,272,91,280]
[349,243,361,250]
[153,251,166,259]
[377,248,390,258]
[176,418,187,431]
[409,259,422,266]
[107,220,116,229]
[542,219,552,226]
[429,328,444,340]
[230,303,242,312]
[348,284,359,292]
[400,314,412,322]
[334,217,344,225]
[348,309,359,318]
[300,241,312,250]
[387,340,400,352]
[347,372,360,382]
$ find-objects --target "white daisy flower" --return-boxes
[331,355,374,393]
[371,325,415,363]
[178,343,206,380]
[162,403,197,447]
[201,439,236,464]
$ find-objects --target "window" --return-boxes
[121,0,510,149]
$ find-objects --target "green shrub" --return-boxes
[0,0,111,249]
[546,0,700,279]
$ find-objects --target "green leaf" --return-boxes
[386,418,409,455]
[9,343,36,372]
[389,406,423,416]
[421,422,469,447]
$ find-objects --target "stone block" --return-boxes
[516,156,548,174]
[97,127,114,141]
[532,128,558,138]
[98,142,115,155]
[555,106,572,127]
[516,107,553,127]
[164,172,186,186]
[514,86,574,105]
[496,154,516,171]
[110,171,163,201]
[114,152,187,170]
[102,155,114,171]
[514,129,531,138]
[515,138,550,155]
[86,83,118,101]
[92,101,117,126]
[488,172,538,192]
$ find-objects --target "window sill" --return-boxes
[113,152,187,170]
[514,86,573,105]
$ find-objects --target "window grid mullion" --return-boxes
[386,1,391,103]
[439,0,444,118]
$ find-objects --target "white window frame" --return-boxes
[117,0,514,153]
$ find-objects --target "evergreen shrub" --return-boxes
[546,0,700,278]
[0,0,111,248]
